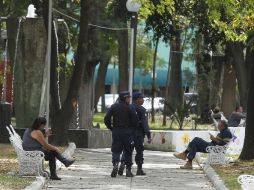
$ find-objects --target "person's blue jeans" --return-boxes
[187,137,212,161]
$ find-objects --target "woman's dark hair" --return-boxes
[31,117,47,130]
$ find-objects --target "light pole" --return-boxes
[126,0,141,102]
[45,0,52,136]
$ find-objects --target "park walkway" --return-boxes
[43,149,215,190]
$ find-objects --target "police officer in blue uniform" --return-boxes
[104,91,139,177]
[118,92,151,176]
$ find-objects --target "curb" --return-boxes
[24,176,46,190]
[203,164,229,190]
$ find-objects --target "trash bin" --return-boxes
[0,102,12,143]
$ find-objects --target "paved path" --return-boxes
[44,149,215,190]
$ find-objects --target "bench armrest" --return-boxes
[23,150,44,159]
[206,145,228,154]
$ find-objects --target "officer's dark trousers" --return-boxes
[111,127,133,167]
[121,133,144,166]
[187,137,212,161]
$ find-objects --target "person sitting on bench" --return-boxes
[228,105,246,127]
[22,117,75,180]
[173,120,232,169]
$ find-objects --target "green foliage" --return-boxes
[206,0,254,43]
[0,0,30,17]
[163,100,193,130]
[135,33,166,73]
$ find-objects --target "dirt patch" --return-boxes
[0,159,18,174]
[213,160,254,175]
[0,144,18,174]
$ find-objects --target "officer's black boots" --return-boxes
[126,166,134,177]
[136,165,146,176]
[111,164,118,177]
[118,162,125,176]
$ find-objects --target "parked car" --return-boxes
[97,94,119,111]
[97,94,164,113]
[142,97,164,113]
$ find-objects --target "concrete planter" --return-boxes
[144,127,245,154]
[1,127,244,153]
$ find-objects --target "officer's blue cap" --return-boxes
[119,91,130,98]
[132,92,144,100]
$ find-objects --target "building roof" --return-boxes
[95,65,194,88]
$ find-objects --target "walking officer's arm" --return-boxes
[104,109,113,130]
[140,107,151,138]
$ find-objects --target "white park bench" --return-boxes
[6,125,47,177]
[205,144,229,165]
[204,111,231,165]
[237,175,254,190]
[6,125,76,177]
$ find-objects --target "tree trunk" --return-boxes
[229,42,248,109]
[151,38,159,123]
[166,32,183,112]
[209,55,223,108]
[117,30,129,91]
[78,0,99,129]
[10,18,47,128]
[245,46,254,92]
[221,59,236,118]
[78,65,95,129]
[162,46,172,126]
[51,0,91,145]
[239,55,254,160]
[196,57,210,123]
[94,57,110,113]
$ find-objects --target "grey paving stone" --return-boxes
[43,149,215,190]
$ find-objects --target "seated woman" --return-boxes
[22,117,74,180]
[174,120,232,169]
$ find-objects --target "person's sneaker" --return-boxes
[180,161,193,169]
[136,168,146,175]
[118,163,125,176]
[111,165,118,177]
[173,152,187,160]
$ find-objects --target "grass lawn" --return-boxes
[213,160,254,190]
[0,144,34,190]
[93,112,209,130]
